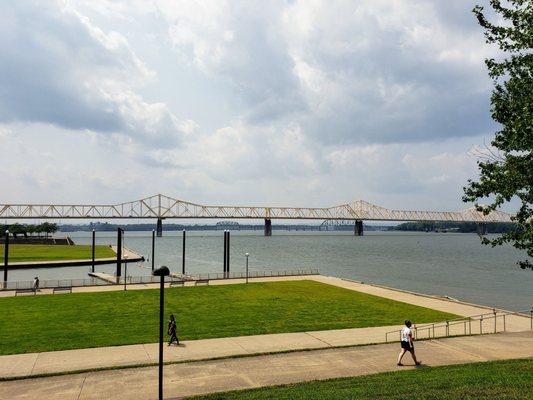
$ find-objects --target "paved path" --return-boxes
[0,332,531,400]
[1,275,530,379]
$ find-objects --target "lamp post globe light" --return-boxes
[153,266,170,400]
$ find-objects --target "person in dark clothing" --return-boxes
[168,314,179,346]
[33,277,40,292]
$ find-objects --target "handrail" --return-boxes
[385,308,533,342]
[0,268,320,291]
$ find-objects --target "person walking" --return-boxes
[167,314,179,346]
[397,320,421,366]
[33,277,40,293]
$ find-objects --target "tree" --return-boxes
[38,222,58,237]
[9,223,26,239]
[463,0,532,269]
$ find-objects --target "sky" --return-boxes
[0,0,503,212]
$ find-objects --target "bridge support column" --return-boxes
[156,218,163,237]
[477,223,488,235]
[354,220,363,236]
[264,219,272,236]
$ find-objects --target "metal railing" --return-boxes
[1,268,320,290]
[176,268,320,281]
[1,277,111,290]
[385,308,533,343]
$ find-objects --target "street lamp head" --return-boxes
[153,266,170,277]
[245,253,249,257]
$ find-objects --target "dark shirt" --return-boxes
[168,320,176,336]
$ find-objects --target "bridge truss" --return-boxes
[0,194,512,223]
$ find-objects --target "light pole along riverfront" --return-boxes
[153,265,170,400]
[0,193,512,237]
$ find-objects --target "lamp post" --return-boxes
[153,266,170,400]
[245,253,249,284]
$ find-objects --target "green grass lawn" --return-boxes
[0,280,458,355]
[0,244,116,263]
[189,358,533,400]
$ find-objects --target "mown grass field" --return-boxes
[0,280,458,355]
[0,244,115,263]
[191,359,533,400]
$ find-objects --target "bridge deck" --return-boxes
[0,194,512,222]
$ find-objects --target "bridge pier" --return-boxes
[264,219,272,236]
[354,220,363,236]
[156,218,163,237]
[477,223,488,235]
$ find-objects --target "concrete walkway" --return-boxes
[0,332,531,400]
[1,275,531,379]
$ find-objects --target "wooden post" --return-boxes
[182,230,186,275]
[116,228,123,279]
[226,230,230,278]
[151,229,155,271]
[3,230,8,287]
[91,229,95,273]
[223,230,227,278]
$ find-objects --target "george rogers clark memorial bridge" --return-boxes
[0,194,512,237]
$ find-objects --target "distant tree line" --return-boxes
[58,221,391,232]
[390,222,517,234]
[59,221,254,232]
[1,223,58,238]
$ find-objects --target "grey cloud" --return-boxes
[165,1,307,125]
[288,0,495,144]
[161,0,495,145]
[0,1,183,147]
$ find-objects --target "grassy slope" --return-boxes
[0,280,458,355]
[0,244,115,262]
[192,359,533,400]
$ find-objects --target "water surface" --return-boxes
[8,231,532,311]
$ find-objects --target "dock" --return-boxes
[3,246,144,270]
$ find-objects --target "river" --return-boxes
[8,231,532,312]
